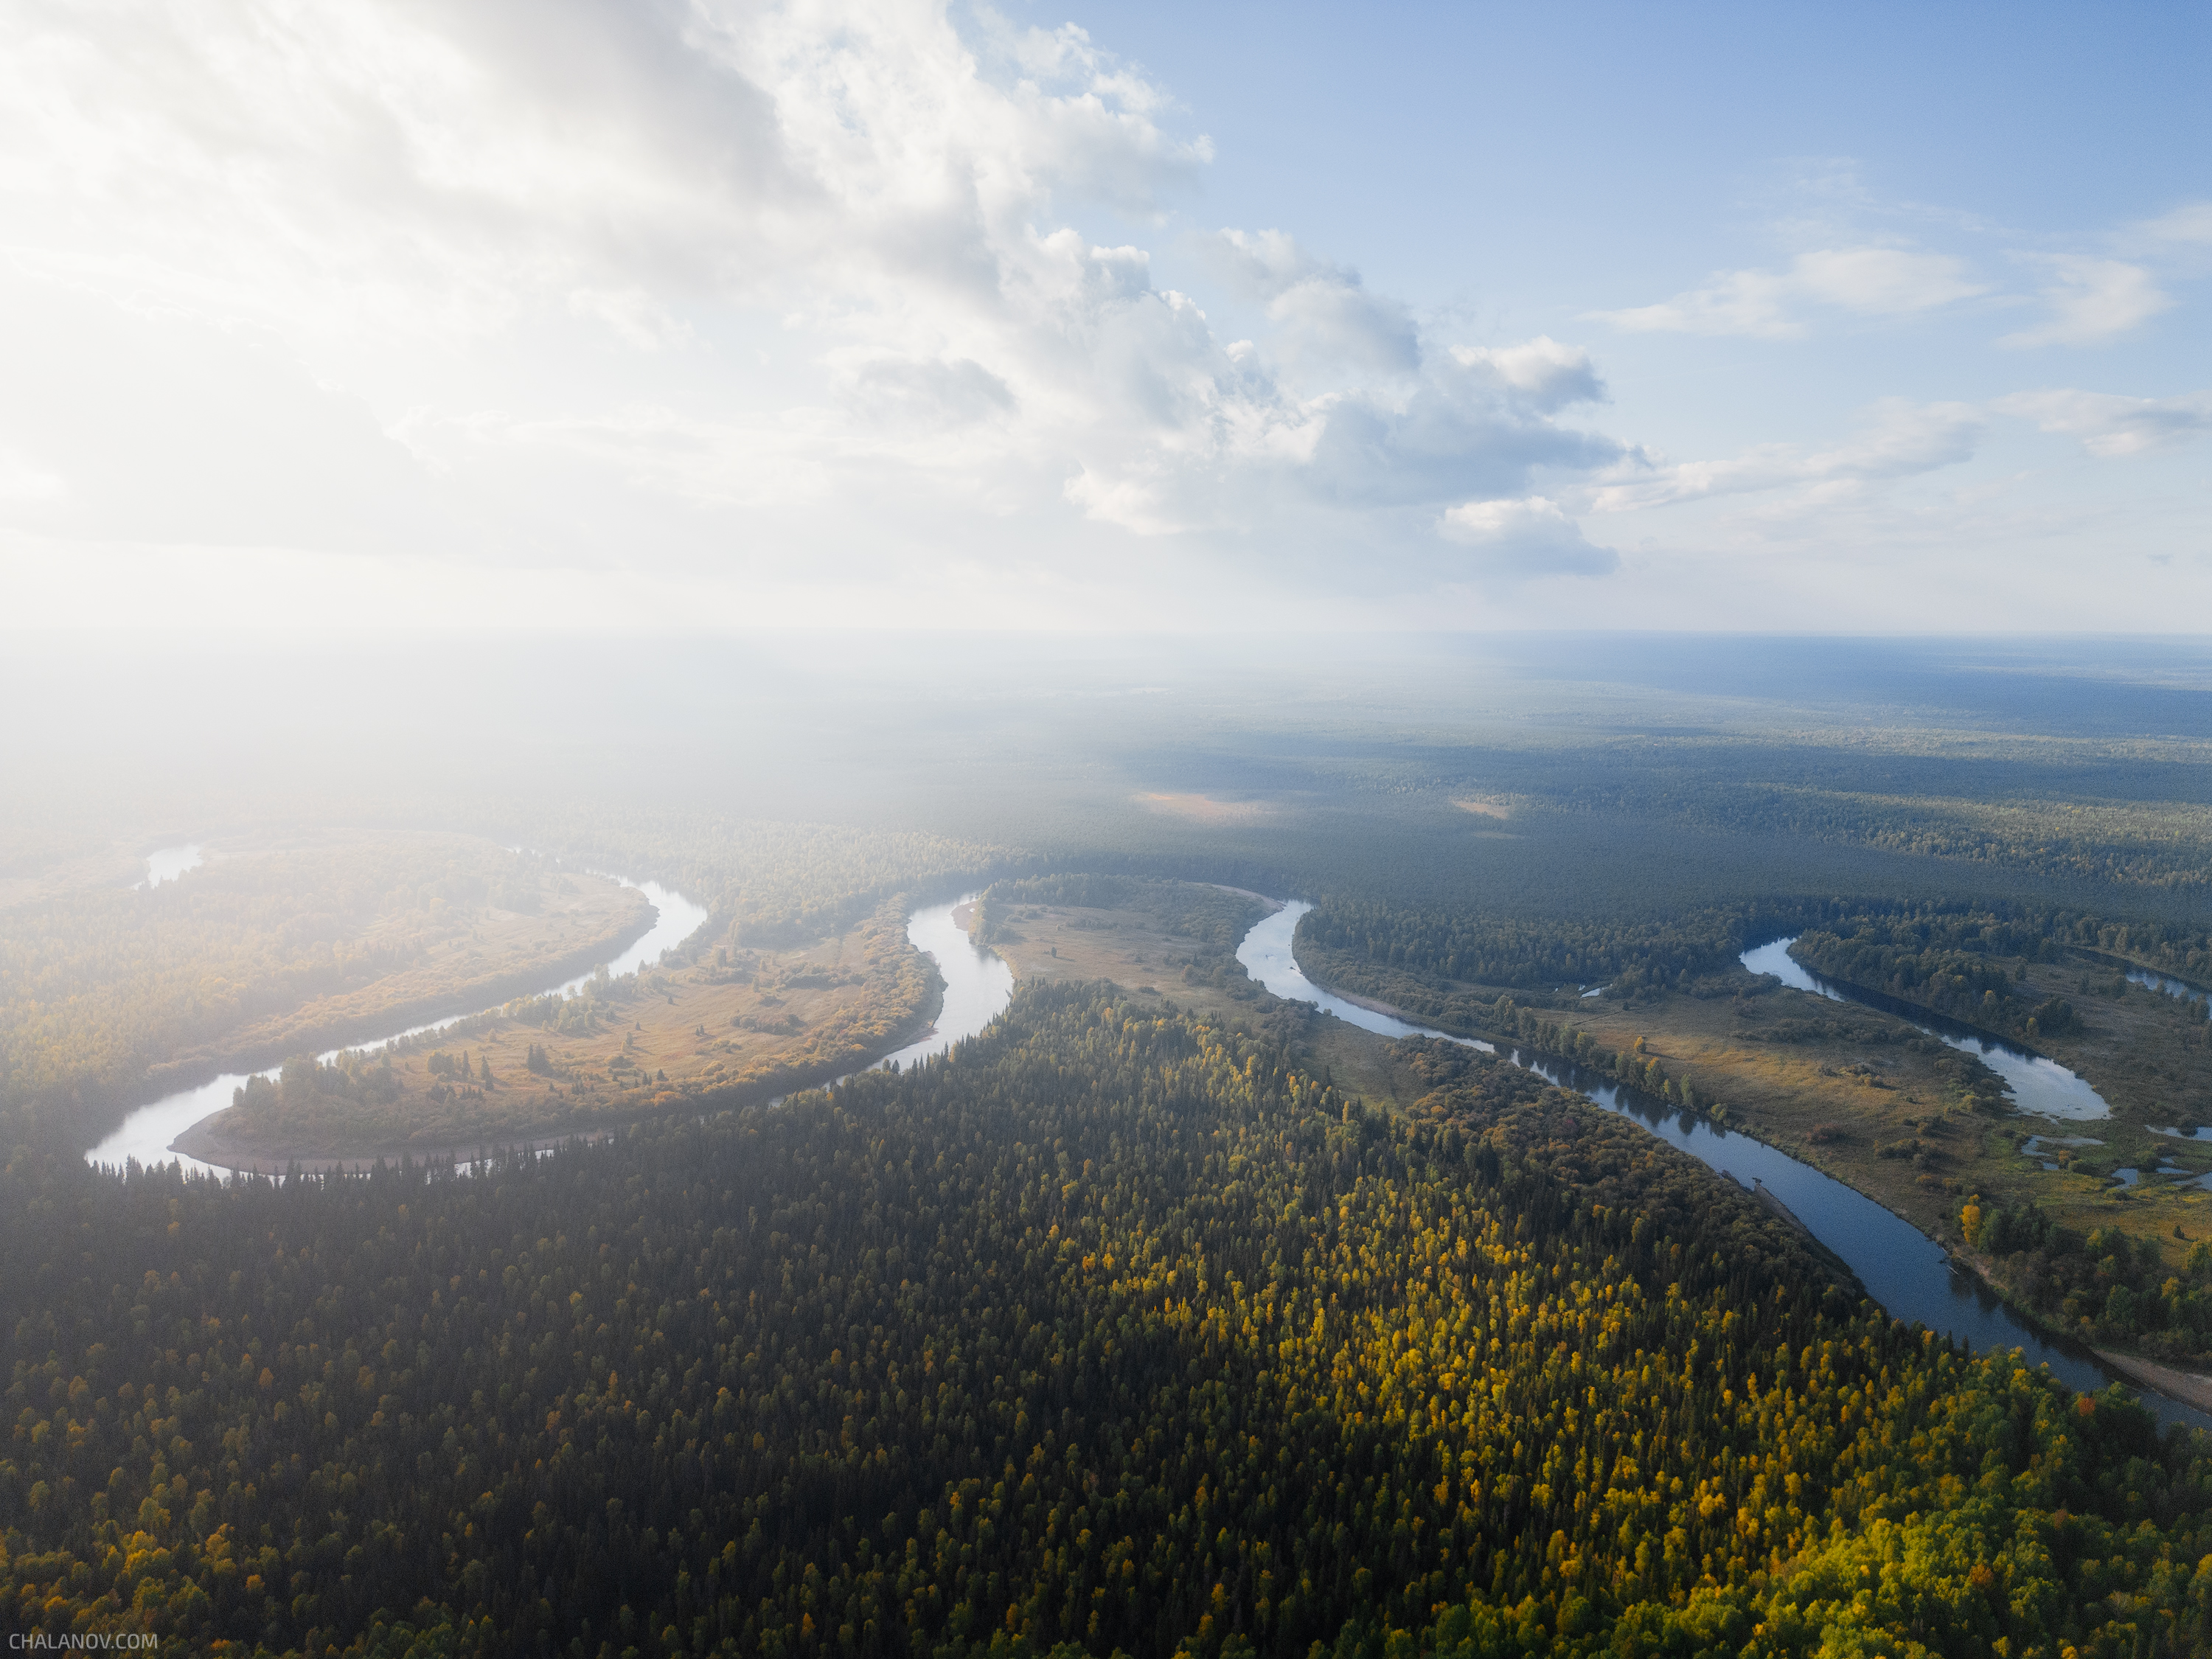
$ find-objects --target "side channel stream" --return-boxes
[1742,936,2110,1120]
[1239,899,2211,1430]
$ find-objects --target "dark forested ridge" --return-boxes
[1300,891,2212,1010]
[7,984,2212,1657]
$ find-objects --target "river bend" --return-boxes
[85,874,711,1178]
[1742,936,2109,1120]
[1241,900,2208,1430]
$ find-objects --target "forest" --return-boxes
[1791,910,2212,1047]
[1963,1194,2212,1365]
[6,642,2212,1655]
[7,981,2212,1657]
[1296,894,2211,1014]
[498,814,1016,950]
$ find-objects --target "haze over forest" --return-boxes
[4,5,2212,1658]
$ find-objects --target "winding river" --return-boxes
[1240,900,2209,1430]
[874,897,1014,1073]
[77,871,2202,1427]
[2129,965,2212,1013]
[83,874,711,1178]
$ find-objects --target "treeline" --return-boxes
[1295,900,1793,998]
[1299,891,2212,1020]
[1793,908,2212,1046]
[1518,767,2212,895]
[1964,1195,2212,1366]
[0,841,634,1148]
[507,813,1020,949]
[7,982,2212,1655]
[972,877,1264,953]
[1792,922,2071,1043]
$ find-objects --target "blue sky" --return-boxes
[0,0,2204,633]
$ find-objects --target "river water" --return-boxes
[136,844,204,888]
[2129,966,2212,1013]
[871,896,1014,1072]
[1239,900,2209,1430]
[1742,936,2109,1120]
[83,874,710,1177]
[79,872,2203,1426]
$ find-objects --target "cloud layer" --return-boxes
[0,0,1639,604]
[0,4,2202,630]
[1593,247,1985,338]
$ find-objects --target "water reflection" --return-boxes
[872,896,1013,1071]
[136,844,203,888]
[1742,936,2109,1121]
[1240,901,2210,1430]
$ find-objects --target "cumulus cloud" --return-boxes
[1593,247,1985,337]
[1586,400,1984,512]
[1994,389,2212,456]
[0,0,1641,602]
[1208,229,1420,378]
[1997,257,2171,347]
[1438,495,1617,577]
[842,357,1018,427]
[1448,338,1607,414]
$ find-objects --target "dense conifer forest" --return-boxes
[7,984,2212,1656]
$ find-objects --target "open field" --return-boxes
[177,899,937,1166]
[1571,975,2212,1263]
[207,844,653,1061]
[0,830,656,1140]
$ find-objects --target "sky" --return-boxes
[1,0,2206,635]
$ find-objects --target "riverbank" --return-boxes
[159,899,937,1165]
[1245,899,2211,1430]
[111,882,658,1123]
[171,1122,618,1178]
[2096,1349,2212,1413]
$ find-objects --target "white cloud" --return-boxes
[2141,202,2212,244]
[0,0,1641,600]
[1208,229,1419,378]
[1586,400,1984,512]
[0,447,63,504]
[1448,338,1606,414]
[1593,246,1985,337]
[1994,389,2212,456]
[1438,496,1616,577]
[1997,257,2171,347]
